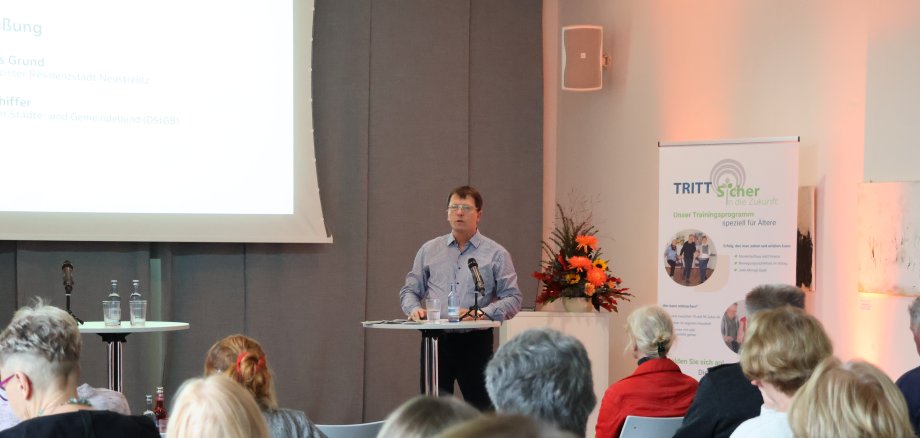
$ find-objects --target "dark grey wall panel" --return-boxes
[469,0,543,307]
[364,0,472,420]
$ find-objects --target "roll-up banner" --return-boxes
[658,137,799,379]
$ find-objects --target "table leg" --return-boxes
[99,333,129,393]
[422,330,440,396]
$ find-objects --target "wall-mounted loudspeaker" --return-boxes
[561,25,608,92]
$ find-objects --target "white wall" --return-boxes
[546,0,920,384]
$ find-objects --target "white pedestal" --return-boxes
[499,311,609,438]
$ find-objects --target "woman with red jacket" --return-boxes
[595,305,698,438]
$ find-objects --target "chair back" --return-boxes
[618,416,684,438]
[316,420,385,438]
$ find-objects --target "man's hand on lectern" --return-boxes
[410,307,427,321]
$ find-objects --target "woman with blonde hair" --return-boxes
[377,395,479,438]
[595,305,698,437]
[204,334,325,438]
[789,357,913,437]
[167,374,268,438]
[731,306,832,437]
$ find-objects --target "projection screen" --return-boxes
[0,0,332,243]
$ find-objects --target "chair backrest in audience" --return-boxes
[618,416,683,438]
[316,420,384,438]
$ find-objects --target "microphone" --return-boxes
[468,258,485,295]
[62,260,74,294]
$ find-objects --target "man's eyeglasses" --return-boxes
[0,374,14,402]
[447,204,476,213]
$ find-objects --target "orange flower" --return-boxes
[586,267,607,287]
[575,235,598,252]
[567,256,593,271]
[584,283,596,296]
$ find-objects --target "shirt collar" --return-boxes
[447,230,483,249]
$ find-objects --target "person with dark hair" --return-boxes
[485,328,595,437]
[400,185,522,410]
[897,297,920,434]
[203,334,325,438]
[665,240,679,278]
[596,306,698,437]
[0,300,158,438]
[673,284,805,438]
[679,234,697,284]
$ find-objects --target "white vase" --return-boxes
[561,297,595,312]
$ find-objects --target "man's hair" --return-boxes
[789,357,913,437]
[447,186,483,211]
[740,307,832,395]
[169,374,269,438]
[378,395,479,438]
[485,328,595,437]
[908,297,920,332]
[744,284,804,315]
[625,305,675,358]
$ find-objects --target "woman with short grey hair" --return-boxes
[0,299,158,437]
[595,305,698,437]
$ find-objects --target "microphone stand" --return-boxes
[63,261,84,325]
[460,286,494,321]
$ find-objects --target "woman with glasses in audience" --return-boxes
[595,305,698,437]
[0,299,158,437]
[204,334,326,438]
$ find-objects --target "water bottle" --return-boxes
[447,285,460,323]
[129,279,142,301]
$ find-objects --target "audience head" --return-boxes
[0,299,82,419]
[434,414,577,438]
[740,306,832,397]
[744,283,804,315]
[204,334,276,410]
[485,328,595,437]
[378,396,479,438]
[167,374,268,438]
[625,305,674,359]
[908,297,920,356]
[789,357,913,437]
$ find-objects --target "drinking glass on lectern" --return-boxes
[425,298,442,322]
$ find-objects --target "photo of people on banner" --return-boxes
[663,229,717,286]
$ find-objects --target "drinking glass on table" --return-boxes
[129,300,147,326]
[425,298,442,322]
[102,300,121,326]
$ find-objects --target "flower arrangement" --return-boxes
[533,204,631,312]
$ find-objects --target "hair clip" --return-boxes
[235,351,249,374]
